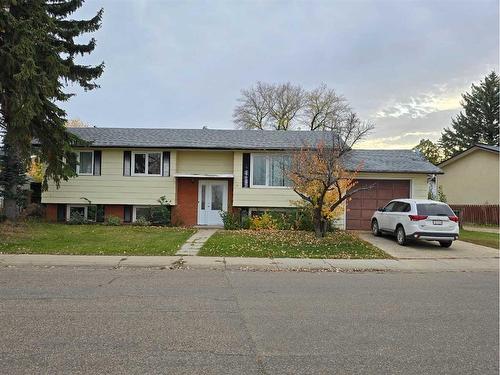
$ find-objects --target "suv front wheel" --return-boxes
[371,220,381,236]
[396,226,407,246]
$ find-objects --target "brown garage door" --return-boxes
[346,180,411,230]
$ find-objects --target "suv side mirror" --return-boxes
[377,207,385,212]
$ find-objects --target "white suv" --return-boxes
[371,199,459,247]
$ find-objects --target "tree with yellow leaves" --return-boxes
[28,157,44,183]
[289,116,374,238]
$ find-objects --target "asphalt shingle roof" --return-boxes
[345,150,441,174]
[67,127,337,150]
[475,144,500,153]
[66,127,441,174]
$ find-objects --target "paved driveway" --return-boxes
[358,232,499,259]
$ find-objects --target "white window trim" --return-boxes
[77,150,94,176]
[132,205,151,222]
[250,153,291,189]
[66,205,88,221]
[131,151,163,177]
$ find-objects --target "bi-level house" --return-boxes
[42,128,441,230]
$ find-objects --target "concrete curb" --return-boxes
[0,254,497,272]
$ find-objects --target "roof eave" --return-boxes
[438,145,499,167]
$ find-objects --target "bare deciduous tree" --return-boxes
[267,83,305,130]
[233,82,359,132]
[233,82,305,130]
[233,82,271,130]
[304,84,350,131]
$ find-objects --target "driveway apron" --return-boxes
[358,232,499,259]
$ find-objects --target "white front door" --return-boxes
[198,180,228,226]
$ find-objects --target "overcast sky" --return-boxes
[66,0,499,149]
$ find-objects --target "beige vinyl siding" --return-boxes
[42,149,177,205]
[233,151,429,208]
[233,151,298,207]
[176,150,233,175]
[438,149,499,205]
[43,147,431,214]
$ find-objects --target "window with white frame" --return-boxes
[132,206,159,222]
[132,152,162,176]
[251,154,291,187]
[67,205,98,222]
[77,151,93,175]
[67,205,87,221]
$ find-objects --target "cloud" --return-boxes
[375,85,462,119]
[356,131,441,149]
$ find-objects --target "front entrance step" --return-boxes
[176,229,218,256]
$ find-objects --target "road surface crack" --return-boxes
[224,271,268,375]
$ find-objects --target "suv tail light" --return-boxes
[409,215,428,221]
[448,216,459,223]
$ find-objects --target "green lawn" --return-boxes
[199,229,390,259]
[0,222,195,255]
[459,230,499,249]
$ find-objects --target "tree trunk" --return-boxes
[1,135,25,222]
[3,151,20,221]
[3,197,18,221]
[313,208,325,238]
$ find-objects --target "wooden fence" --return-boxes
[449,204,499,225]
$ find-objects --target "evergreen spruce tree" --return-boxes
[440,71,499,159]
[0,0,104,220]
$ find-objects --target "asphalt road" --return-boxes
[0,267,498,374]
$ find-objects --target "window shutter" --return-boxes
[93,150,102,176]
[69,155,77,174]
[162,151,170,176]
[123,205,132,223]
[242,153,251,188]
[123,151,131,176]
[57,204,66,222]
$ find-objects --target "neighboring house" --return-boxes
[438,144,499,205]
[40,128,441,230]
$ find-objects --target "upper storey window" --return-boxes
[132,152,162,176]
[251,154,291,187]
[77,151,94,175]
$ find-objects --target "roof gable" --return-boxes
[439,144,499,168]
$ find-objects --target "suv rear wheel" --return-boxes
[371,219,381,236]
[396,226,407,246]
[439,241,452,248]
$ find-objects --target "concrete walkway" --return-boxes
[175,229,217,256]
[0,253,497,272]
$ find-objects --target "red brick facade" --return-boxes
[44,179,234,226]
[171,178,199,226]
[46,204,58,222]
[171,178,234,226]
[104,205,124,221]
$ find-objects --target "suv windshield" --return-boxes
[417,203,454,216]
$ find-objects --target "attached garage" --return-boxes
[346,179,411,230]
